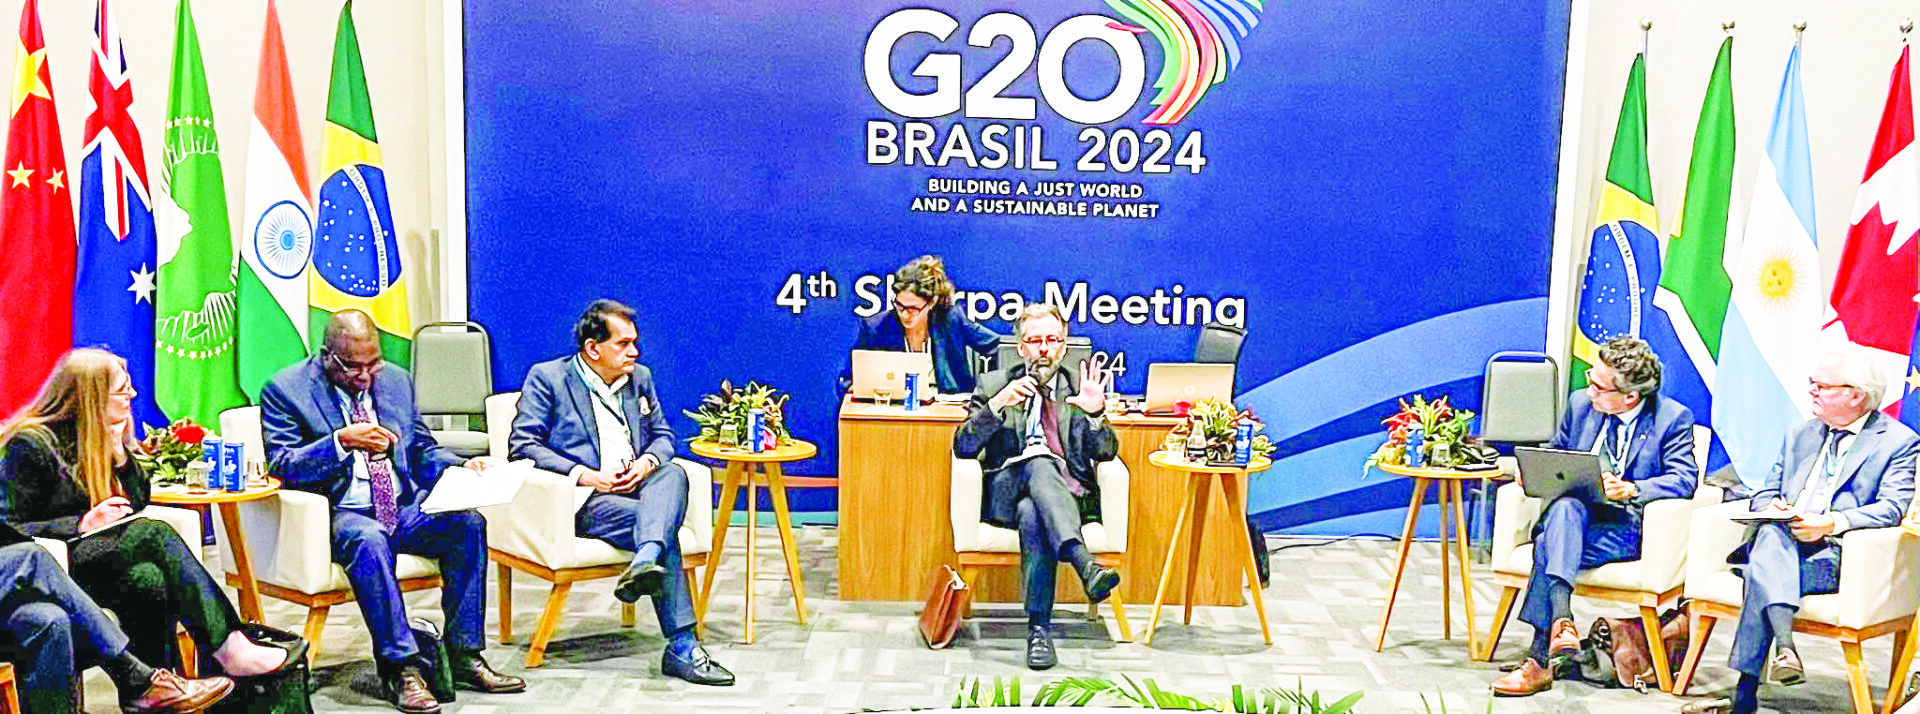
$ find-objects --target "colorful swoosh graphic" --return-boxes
[1102,0,1262,125]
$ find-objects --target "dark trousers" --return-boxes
[1728,522,1840,675]
[1518,497,1643,631]
[576,461,696,635]
[69,518,243,669]
[999,458,1086,626]
[332,506,488,664]
[0,542,131,714]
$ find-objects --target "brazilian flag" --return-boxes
[309,0,411,366]
[1572,52,1662,388]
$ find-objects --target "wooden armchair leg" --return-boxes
[1639,606,1674,693]
[0,663,16,714]
[1844,639,1873,714]
[526,583,573,669]
[957,566,979,619]
[497,562,514,644]
[687,563,709,640]
[1106,587,1135,643]
[621,602,637,628]
[1886,621,1920,714]
[1673,612,1717,695]
[301,606,330,666]
[1481,585,1520,662]
[176,627,198,677]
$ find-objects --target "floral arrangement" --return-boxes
[1364,394,1477,473]
[1159,398,1274,465]
[684,380,792,448]
[134,419,208,486]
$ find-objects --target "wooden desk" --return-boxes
[837,399,1251,605]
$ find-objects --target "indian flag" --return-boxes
[308,0,411,366]
[1715,43,1821,487]
[238,0,312,401]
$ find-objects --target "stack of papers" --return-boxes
[421,461,531,513]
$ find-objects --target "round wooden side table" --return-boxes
[690,438,818,644]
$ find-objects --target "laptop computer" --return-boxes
[1142,363,1236,414]
[849,349,934,404]
[1514,446,1605,504]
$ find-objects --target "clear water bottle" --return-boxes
[1405,426,1425,468]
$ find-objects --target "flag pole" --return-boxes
[1640,17,1651,57]
[1722,19,1734,35]
[1901,18,1912,44]
[1793,19,1806,45]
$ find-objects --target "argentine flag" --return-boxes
[1714,44,1821,487]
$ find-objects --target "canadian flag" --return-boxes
[1826,45,1918,406]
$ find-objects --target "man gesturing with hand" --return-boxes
[955,303,1119,671]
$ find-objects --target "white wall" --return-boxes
[1547,0,1918,367]
[23,0,452,327]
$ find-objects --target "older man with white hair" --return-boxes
[1711,345,1919,714]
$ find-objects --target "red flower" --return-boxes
[173,423,207,445]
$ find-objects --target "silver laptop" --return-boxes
[849,349,933,404]
[1514,446,1605,504]
[1142,363,1236,413]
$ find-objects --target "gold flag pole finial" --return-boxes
[1722,19,1735,34]
[1901,18,1913,43]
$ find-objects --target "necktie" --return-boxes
[1600,416,1626,473]
[1804,427,1844,515]
[349,397,400,530]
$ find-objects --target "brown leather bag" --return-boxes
[918,565,973,649]
[1579,600,1691,692]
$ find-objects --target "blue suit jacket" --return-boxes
[1750,411,1918,530]
[1548,390,1698,506]
[509,356,676,475]
[836,308,1001,395]
[259,358,464,508]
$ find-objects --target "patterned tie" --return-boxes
[1804,427,1844,515]
[1600,416,1625,473]
[348,397,400,530]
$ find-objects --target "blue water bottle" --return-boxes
[222,441,245,492]
[200,435,224,485]
[904,373,920,412]
[1233,421,1253,465]
[1405,426,1425,468]
[748,408,767,453]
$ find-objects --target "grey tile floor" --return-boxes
[77,528,1905,713]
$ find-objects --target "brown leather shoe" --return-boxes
[1549,618,1580,656]
[451,651,526,693]
[1490,658,1553,697]
[385,669,442,714]
[122,669,235,714]
[1768,646,1805,686]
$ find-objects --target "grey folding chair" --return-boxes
[1469,351,1561,547]
[412,321,494,458]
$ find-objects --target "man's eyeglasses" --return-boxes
[1809,379,1854,393]
[1021,335,1065,347]
[328,353,383,378]
[1585,369,1621,394]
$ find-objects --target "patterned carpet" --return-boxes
[77,527,1905,713]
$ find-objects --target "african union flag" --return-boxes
[1572,51,1661,387]
[308,0,410,366]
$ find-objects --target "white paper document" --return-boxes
[421,461,529,513]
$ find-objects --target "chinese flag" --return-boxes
[0,0,76,414]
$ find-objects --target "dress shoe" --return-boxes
[1489,658,1552,697]
[122,669,235,714]
[451,651,526,693]
[662,645,735,686]
[1549,618,1581,657]
[1768,647,1804,686]
[1679,698,1732,714]
[383,668,442,714]
[1078,563,1120,604]
[1025,625,1057,671]
[615,560,667,603]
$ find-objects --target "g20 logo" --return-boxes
[864,10,1147,125]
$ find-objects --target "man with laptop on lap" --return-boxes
[1690,346,1917,714]
[1492,335,1698,696]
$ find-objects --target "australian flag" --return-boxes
[1903,315,1920,432]
[72,0,163,429]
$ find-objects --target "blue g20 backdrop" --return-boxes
[466,0,1569,536]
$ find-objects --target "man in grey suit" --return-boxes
[1719,346,1918,714]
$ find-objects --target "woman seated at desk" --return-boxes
[0,348,290,678]
[838,255,1001,395]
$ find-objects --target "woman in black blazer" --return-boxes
[0,349,287,677]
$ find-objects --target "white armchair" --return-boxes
[949,455,1133,641]
[1674,501,1917,714]
[481,391,713,667]
[1482,426,1723,694]
[217,406,447,662]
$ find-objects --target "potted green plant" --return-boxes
[1164,398,1274,465]
[684,380,793,449]
[1364,394,1477,474]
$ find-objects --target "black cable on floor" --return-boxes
[1264,533,1402,552]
